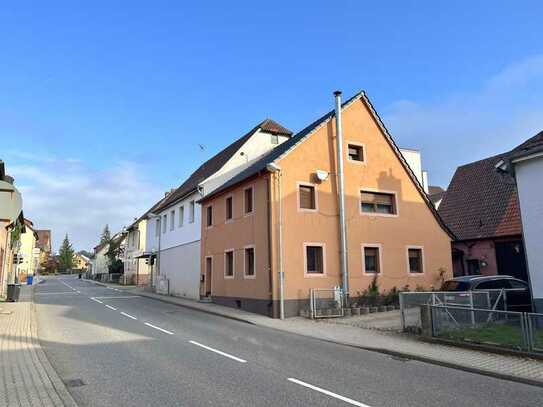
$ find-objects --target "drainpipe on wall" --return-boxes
[334,91,349,299]
[267,163,285,319]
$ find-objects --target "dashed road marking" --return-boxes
[120,312,138,320]
[105,305,117,311]
[144,322,174,335]
[189,340,247,363]
[90,297,103,304]
[287,378,371,407]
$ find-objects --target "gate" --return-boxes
[309,287,344,319]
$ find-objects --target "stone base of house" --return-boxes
[212,296,310,318]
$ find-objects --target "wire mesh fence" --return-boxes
[309,287,344,319]
[431,305,543,354]
[399,291,490,331]
[431,305,528,350]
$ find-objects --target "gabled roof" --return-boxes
[199,91,454,239]
[439,154,522,241]
[502,130,543,163]
[127,192,173,230]
[154,119,292,212]
[199,92,363,201]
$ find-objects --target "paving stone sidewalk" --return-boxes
[128,287,543,387]
[0,286,78,407]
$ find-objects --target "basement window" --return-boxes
[347,144,364,162]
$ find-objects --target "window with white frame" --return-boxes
[224,250,234,278]
[189,201,195,223]
[162,214,167,234]
[155,219,160,237]
[244,246,255,278]
[271,134,279,144]
[305,244,324,274]
[170,210,175,231]
[408,248,424,274]
[179,205,184,227]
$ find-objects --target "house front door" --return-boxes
[202,256,212,297]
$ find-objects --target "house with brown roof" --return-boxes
[35,229,52,272]
[496,131,543,312]
[439,149,526,280]
[199,91,453,318]
[145,119,292,299]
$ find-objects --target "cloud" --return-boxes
[383,55,543,187]
[7,157,164,252]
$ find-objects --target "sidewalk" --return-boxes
[129,287,543,387]
[0,286,78,407]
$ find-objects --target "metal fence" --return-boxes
[309,287,344,319]
[399,291,490,331]
[431,305,543,354]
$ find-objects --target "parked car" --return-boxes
[441,275,532,312]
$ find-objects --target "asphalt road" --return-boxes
[34,275,543,407]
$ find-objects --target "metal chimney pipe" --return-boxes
[334,91,349,298]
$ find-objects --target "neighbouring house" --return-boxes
[35,229,52,273]
[428,186,446,209]
[0,160,24,297]
[146,119,292,299]
[15,218,39,282]
[123,193,171,286]
[73,252,90,270]
[495,131,543,312]
[91,231,127,281]
[199,91,454,318]
[439,152,526,280]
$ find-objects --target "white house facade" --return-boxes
[497,131,543,312]
[146,119,292,299]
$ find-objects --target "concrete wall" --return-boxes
[515,156,543,312]
[159,240,201,299]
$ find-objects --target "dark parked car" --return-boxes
[441,275,532,312]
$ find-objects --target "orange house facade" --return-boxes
[200,91,454,317]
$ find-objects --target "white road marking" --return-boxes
[35,291,77,295]
[59,280,76,290]
[92,296,140,299]
[188,340,247,363]
[105,305,117,311]
[287,378,371,407]
[90,297,103,304]
[114,288,121,292]
[144,322,174,335]
[76,291,81,294]
[120,312,138,320]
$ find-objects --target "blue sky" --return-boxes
[1,1,543,250]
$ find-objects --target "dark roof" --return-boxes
[154,119,292,212]
[199,91,454,239]
[505,130,543,162]
[439,154,522,241]
[200,92,364,201]
[127,191,173,230]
